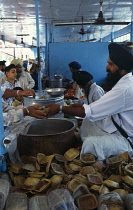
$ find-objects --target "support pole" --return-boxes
[14,40,18,58]
[35,0,42,91]
[1,35,5,45]
[131,22,133,42]
[111,26,114,42]
[45,23,50,76]
[0,88,7,172]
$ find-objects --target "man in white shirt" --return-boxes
[72,71,104,104]
[44,43,133,161]
[72,70,105,138]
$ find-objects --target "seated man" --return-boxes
[72,70,105,138]
[64,61,84,99]
[44,43,133,163]
[72,70,104,104]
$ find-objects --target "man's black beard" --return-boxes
[106,69,122,90]
[83,86,90,98]
[1,68,5,72]
[16,71,22,79]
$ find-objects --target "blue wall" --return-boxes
[49,42,110,85]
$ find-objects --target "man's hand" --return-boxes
[2,89,35,98]
[44,104,60,118]
[24,105,47,119]
[19,89,35,97]
[63,78,71,83]
[44,103,85,118]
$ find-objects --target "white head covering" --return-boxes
[10,58,23,67]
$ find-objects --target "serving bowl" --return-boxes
[45,88,66,96]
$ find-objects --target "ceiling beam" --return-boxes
[54,22,130,26]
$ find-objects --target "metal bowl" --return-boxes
[45,88,66,96]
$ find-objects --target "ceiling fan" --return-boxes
[95,0,105,23]
[55,0,130,27]
[21,37,24,44]
[78,16,91,35]
[29,40,36,48]
[86,38,97,42]
[92,0,129,25]
[16,34,29,36]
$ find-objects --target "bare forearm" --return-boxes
[3,89,18,98]
[2,89,35,98]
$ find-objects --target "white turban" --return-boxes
[10,58,23,67]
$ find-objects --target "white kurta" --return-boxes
[80,73,133,160]
[18,71,35,89]
[84,82,105,104]
[80,83,104,137]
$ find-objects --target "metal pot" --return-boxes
[45,75,63,88]
[17,118,78,156]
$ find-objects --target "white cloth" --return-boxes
[3,116,35,164]
[73,82,84,99]
[2,71,35,90]
[0,71,4,85]
[80,73,133,160]
[84,82,104,104]
[81,120,133,161]
[2,100,24,126]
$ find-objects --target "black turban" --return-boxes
[0,60,6,65]
[72,71,93,86]
[108,43,133,72]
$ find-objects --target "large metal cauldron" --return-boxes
[17,118,77,156]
